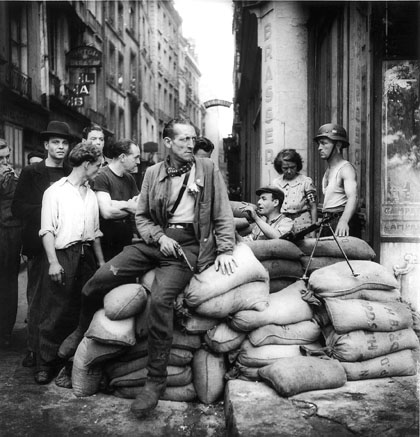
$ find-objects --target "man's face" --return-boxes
[317,138,335,160]
[44,137,69,161]
[122,144,141,173]
[86,157,103,181]
[86,130,105,152]
[166,124,197,163]
[0,147,11,167]
[257,192,279,217]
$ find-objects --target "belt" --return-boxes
[167,223,194,230]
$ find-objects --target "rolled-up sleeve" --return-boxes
[39,188,57,238]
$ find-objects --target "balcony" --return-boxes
[5,64,32,99]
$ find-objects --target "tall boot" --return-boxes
[58,295,99,359]
[130,339,171,418]
[130,376,167,418]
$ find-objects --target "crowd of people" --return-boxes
[0,118,359,418]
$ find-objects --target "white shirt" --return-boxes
[168,164,196,223]
[39,177,103,249]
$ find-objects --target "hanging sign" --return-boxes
[66,46,102,68]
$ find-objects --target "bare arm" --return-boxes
[96,191,135,219]
[92,237,105,267]
[335,165,358,236]
[42,232,64,284]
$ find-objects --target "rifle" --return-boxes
[280,215,333,242]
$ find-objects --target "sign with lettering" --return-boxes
[71,84,90,96]
[66,96,84,107]
[78,72,95,84]
[66,46,102,68]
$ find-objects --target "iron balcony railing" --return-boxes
[5,64,32,99]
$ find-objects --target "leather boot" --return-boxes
[130,377,167,418]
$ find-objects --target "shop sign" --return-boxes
[66,46,102,68]
[79,72,96,84]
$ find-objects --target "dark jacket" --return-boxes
[11,160,71,257]
[135,158,235,273]
[0,170,21,228]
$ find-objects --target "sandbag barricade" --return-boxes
[308,255,418,381]
[244,239,304,293]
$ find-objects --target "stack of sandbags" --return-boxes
[308,260,419,380]
[227,280,320,380]
[298,236,376,276]
[107,331,200,402]
[243,239,305,293]
[230,200,254,236]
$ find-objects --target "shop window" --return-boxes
[381,60,420,238]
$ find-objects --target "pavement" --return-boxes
[0,267,418,436]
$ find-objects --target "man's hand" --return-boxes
[49,261,65,284]
[215,254,238,275]
[158,234,179,257]
[335,219,349,237]
[239,202,258,222]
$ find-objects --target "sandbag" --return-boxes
[300,256,343,275]
[323,326,419,362]
[324,299,413,334]
[117,338,148,362]
[328,288,401,302]
[235,217,251,230]
[110,365,192,388]
[230,281,313,332]
[172,330,202,351]
[297,236,376,260]
[230,200,256,218]
[308,261,399,296]
[269,278,296,294]
[195,280,269,318]
[104,283,148,320]
[261,259,304,280]
[204,323,246,353]
[75,337,125,367]
[249,320,321,347]
[113,383,197,402]
[244,239,304,261]
[105,356,148,380]
[140,269,155,292]
[85,309,136,346]
[226,363,261,381]
[184,243,269,307]
[135,294,151,339]
[258,356,347,397]
[193,348,226,404]
[237,340,302,367]
[181,313,220,334]
[341,349,417,380]
[72,337,103,397]
[169,348,194,366]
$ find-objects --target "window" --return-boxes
[118,2,123,36]
[108,0,115,27]
[108,43,116,84]
[47,9,58,72]
[9,4,28,71]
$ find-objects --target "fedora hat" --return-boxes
[40,121,73,141]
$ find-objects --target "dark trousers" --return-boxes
[26,254,47,352]
[37,243,97,371]
[81,228,198,378]
[0,226,21,341]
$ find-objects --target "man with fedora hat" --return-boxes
[12,120,73,380]
[313,123,359,237]
[239,185,293,241]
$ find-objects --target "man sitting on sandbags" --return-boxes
[59,117,237,418]
[239,185,293,241]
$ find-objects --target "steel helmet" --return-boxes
[313,123,349,147]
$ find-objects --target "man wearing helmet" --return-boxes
[314,123,359,237]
